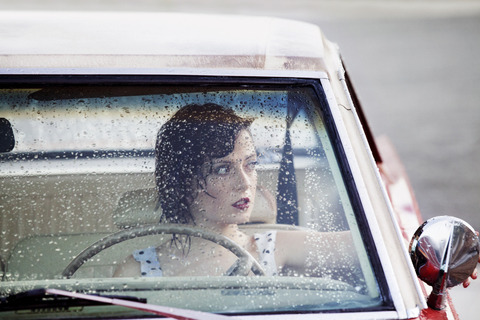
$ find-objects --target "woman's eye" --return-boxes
[246,161,258,171]
[216,166,229,175]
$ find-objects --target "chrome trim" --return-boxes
[0,67,328,79]
[321,77,406,319]
[337,67,428,311]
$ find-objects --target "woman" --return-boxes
[114,103,478,287]
[114,103,357,279]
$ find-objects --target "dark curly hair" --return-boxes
[155,103,254,224]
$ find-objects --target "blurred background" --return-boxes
[1,0,479,318]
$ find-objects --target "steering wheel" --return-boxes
[62,224,267,278]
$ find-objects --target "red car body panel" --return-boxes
[376,136,460,320]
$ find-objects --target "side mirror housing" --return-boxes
[410,216,479,310]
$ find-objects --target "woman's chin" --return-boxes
[235,211,253,224]
[196,207,253,227]
[224,210,252,225]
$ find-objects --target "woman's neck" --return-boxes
[193,221,248,244]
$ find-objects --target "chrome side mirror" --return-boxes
[410,216,480,310]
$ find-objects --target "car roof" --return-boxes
[0,11,331,73]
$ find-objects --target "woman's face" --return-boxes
[190,129,257,227]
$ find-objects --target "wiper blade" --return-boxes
[0,288,146,311]
[1,288,231,319]
[46,289,231,320]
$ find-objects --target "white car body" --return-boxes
[0,11,459,320]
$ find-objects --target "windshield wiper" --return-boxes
[0,288,146,311]
[1,288,231,320]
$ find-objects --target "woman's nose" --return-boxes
[235,167,250,191]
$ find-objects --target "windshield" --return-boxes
[0,82,390,318]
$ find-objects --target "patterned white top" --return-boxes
[254,230,278,276]
[132,246,163,277]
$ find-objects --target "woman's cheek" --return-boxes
[252,172,258,185]
[207,176,221,191]
[206,177,227,198]
[216,176,230,190]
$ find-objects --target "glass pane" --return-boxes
[0,85,385,315]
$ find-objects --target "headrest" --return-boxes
[113,186,276,229]
[113,188,161,228]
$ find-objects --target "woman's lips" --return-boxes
[232,198,250,210]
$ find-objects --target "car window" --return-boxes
[0,83,389,316]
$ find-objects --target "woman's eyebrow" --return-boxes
[212,159,232,164]
[212,153,257,164]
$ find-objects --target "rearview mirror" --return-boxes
[410,216,479,310]
[0,118,15,153]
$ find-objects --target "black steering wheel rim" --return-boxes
[62,224,267,278]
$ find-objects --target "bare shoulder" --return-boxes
[275,230,309,243]
[272,230,309,265]
[274,229,352,264]
[276,229,351,242]
[113,254,140,277]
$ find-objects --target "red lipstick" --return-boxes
[232,198,250,210]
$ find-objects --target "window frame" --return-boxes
[0,74,400,317]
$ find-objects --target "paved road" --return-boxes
[1,1,480,318]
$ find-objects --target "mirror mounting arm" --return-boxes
[427,270,448,310]
[427,228,452,310]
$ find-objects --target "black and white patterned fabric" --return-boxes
[133,246,163,277]
[254,230,278,276]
